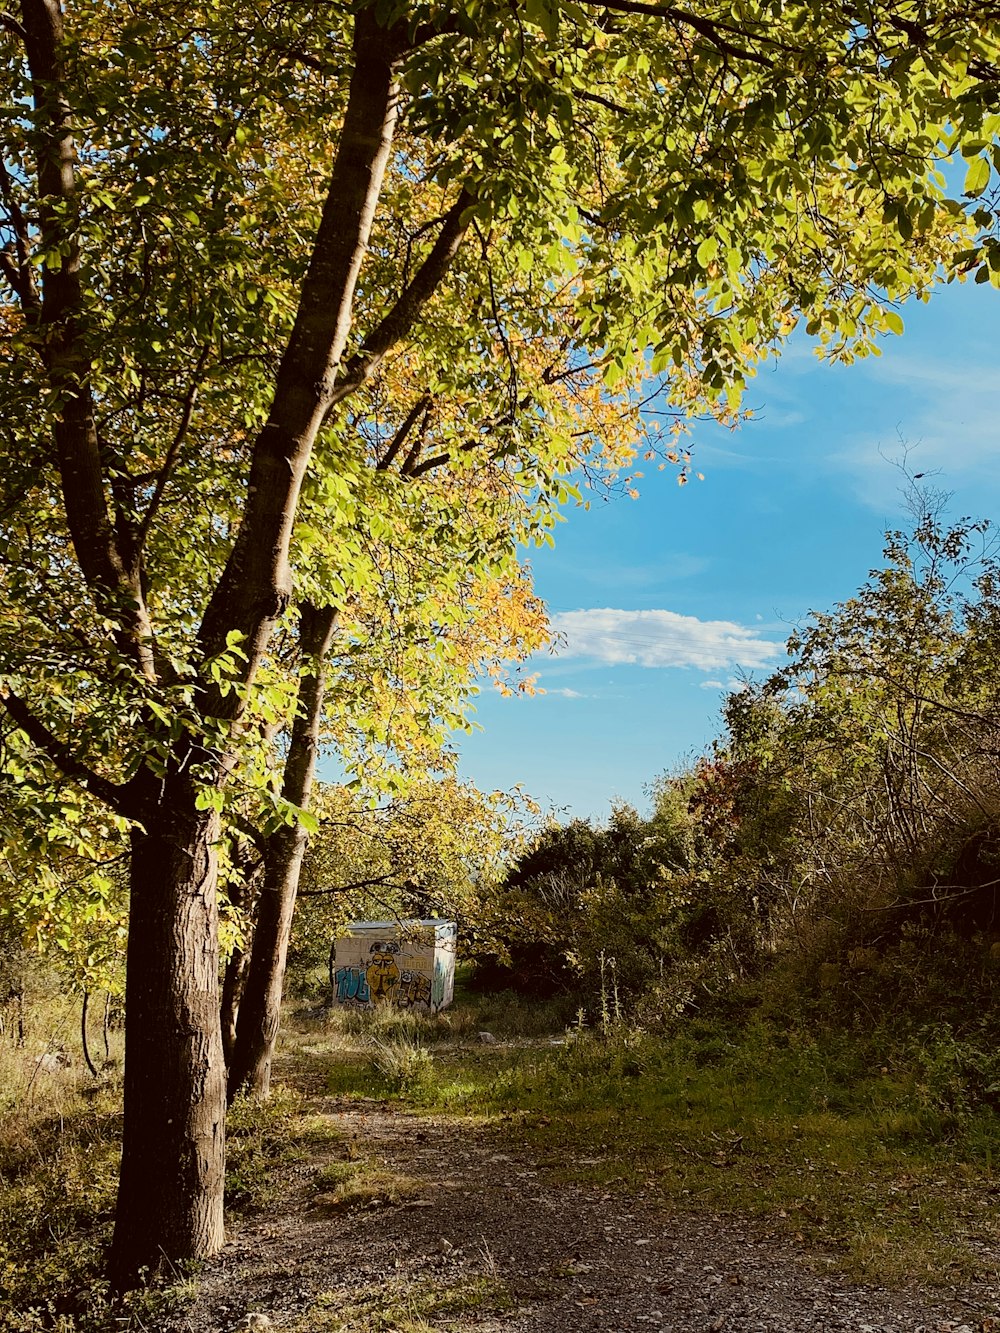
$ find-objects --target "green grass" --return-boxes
[3,983,998,1331]
[312,1156,427,1210]
[0,990,124,1332]
[282,1002,1000,1287]
[225,1083,354,1214]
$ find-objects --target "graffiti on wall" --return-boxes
[334,940,433,1010]
[332,922,456,1012]
[366,941,401,1002]
[397,969,432,1008]
[333,965,369,1004]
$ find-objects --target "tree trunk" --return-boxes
[107,779,227,1291]
[81,990,98,1078]
[228,604,338,1101]
[221,938,252,1071]
[11,0,467,1290]
[221,875,258,1068]
[226,823,307,1101]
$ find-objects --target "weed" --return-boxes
[292,1274,513,1331]
[226,1086,317,1212]
[308,1011,999,1288]
[312,1157,426,1211]
[368,1034,435,1096]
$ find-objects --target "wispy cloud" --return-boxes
[571,554,710,589]
[549,687,585,698]
[548,609,783,671]
[699,679,724,690]
[826,354,1000,509]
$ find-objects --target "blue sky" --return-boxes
[455,277,1000,821]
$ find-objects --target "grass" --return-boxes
[3,980,999,1330]
[312,1156,427,1210]
[0,990,124,1332]
[226,1085,339,1212]
[291,1274,515,1332]
[275,996,1000,1288]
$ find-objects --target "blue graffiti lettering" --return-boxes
[334,965,370,1004]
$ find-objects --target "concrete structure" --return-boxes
[331,919,457,1012]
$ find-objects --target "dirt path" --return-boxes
[154,1098,999,1333]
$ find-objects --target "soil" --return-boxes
[151,1093,1000,1333]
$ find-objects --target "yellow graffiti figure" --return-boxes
[366,941,400,1003]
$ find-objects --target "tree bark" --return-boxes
[107,774,227,1291]
[81,990,98,1078]
[228,604,339,1101]
[106,8,407,1285]
[197,8,407,684]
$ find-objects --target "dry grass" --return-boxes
[292,1274,515,1332]
[312,1157,427,1211]
[274,1000,1000,1288]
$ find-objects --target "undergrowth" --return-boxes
[4,982,999,1328]
[0,1010,325,1332]
[288,997,1000,1287]
[294,1273,514,1332]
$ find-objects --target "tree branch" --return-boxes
[0,9,26,41]
[329,186,474,409]
[20,0,156,681]
[575,88,632,116]
[407,435,482,478]
[230,813,269,859]
[376,392,432,471]
[299,872,400,898]
[136,343,211,548]
[0,156,40,314]
[581,0,777,66]
[0,685,133,815]
[198,6,408,687]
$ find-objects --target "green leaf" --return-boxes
[964,157,991,198]
[696,236,718,269]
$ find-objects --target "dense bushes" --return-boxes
[473,508,1000,1045]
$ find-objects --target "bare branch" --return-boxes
[579,0,778,66]
[376,392,432,471]
[136,343,211,548]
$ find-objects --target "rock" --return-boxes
[35,1051,70,1073]
[477,1031,497,1044]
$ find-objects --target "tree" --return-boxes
[783,504,1000,895]
[2,0,999,1289]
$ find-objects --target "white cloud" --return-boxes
[549,687,585,698]
[548,608,782,671]
[699,679,724,690]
